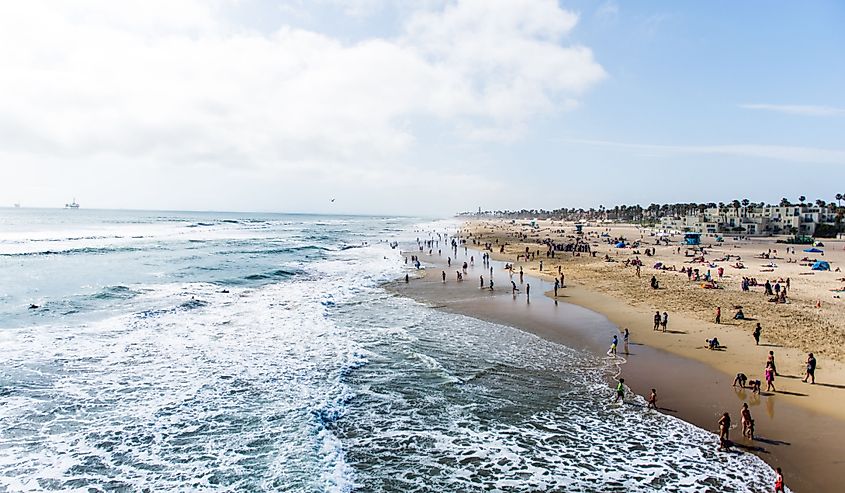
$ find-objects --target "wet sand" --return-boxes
[390,247,844,493]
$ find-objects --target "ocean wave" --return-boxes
[242,269,299,281]
[91,285,140,301]
[0,246,144,257]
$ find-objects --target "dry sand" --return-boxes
[465,219,845,422]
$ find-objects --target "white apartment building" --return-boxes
[659,205,837,236]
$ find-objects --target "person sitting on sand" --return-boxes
[733,373,748,388]
[706,338,721,350]
[733,308,745,320]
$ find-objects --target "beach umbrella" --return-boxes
[803,248,823,253]
[811,260,830,271]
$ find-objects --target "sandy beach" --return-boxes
[392,220,845,492]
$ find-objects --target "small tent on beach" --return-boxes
[811,261,830,271]
[615,241,626,248]
[803,248,823,253]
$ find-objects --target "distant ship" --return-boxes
[65,198,80,209]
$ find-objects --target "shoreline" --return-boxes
[390,228,845,492]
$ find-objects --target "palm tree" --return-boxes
[798,195,806,205]
[779,197,790,207]
[836,193,843,206]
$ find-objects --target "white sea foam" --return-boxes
[0,214,787,492]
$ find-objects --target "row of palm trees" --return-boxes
[462,195,845,225]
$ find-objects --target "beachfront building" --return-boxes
[659,204,837,236]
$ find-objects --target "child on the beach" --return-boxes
[775,468,785,492]
[614,378,625,403]
[732,373,747,388]
[607,335,618,356]
[647,389,657,409]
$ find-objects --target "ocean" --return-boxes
[0,209,780,492]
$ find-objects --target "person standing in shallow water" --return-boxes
[717,412,731,451]
[607,335,618,356]
[614,378,625,403]
[525,283,530,301]
[622,328,629,354]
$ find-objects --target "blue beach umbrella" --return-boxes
[803,248,823,253]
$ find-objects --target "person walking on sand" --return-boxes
[803,352,816,384]
[653,311,661,331]
[753,323,762,345]
[661,312,668,333]
[525,283,530,301]
[718,412,731,451]
[442,271,446,283]
[614,378,625,403]
[511,280,518,294]
[489,279,494,291]
[765,364,776,392]
[774,467,785,493]
[647,388,657,409]
[740,403,754,439]
[767,351,778,376]
[480,275,484,289]
[715,306,721,324]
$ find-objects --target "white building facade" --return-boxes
[659,205,837,236]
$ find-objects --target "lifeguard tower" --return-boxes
[684,233,701,246]
[575,222,584,234]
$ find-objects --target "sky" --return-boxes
[0,0,843,216]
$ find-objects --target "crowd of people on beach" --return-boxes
[401,224,837,492]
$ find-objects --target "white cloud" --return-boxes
[563,139,845,165]
[596,1,620,19]
[740,103,845,116]
[0,0,604,212]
